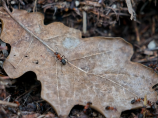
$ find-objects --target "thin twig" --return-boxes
[15,84,40,100]
[0,100,18,107]
[0,76,10,80]
[33,0,38,12]
[37,115,45,118]
[133,55,158,63]
[3,95,11,101]
[134,21,140,42]
[82,11,87,34]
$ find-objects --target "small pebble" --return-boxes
[148,40,156,50]
[11,1,16,4]
[75,1,80,7]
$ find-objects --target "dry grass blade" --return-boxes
[143,95,147,107]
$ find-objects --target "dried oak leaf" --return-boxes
[0,7,158,118]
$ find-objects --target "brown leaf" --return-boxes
[0,6,158,118]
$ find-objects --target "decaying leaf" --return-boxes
[0,5,158,118]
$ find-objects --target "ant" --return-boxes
[131,98,142,104]
[152,83,158,90]
[148,63,157,69]
[54,52,67,65]
[105,106,117,111]
[152,84,158,106]
[141,98,152,106]
[14,100,20,106]
[148,63,158,72]
[83,102,92,115]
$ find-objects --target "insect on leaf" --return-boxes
[0,4,158,118]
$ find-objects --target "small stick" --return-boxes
[23,90,32,105]
[152,17,155,36]
[37,115,45,118]
[0,100,18,107]
[0,76,10,80]
[3,95,11,101]
[33,0,38,12]
[134,21,140,42]
[36,100,44,103]
[133,55,158,63]
[82,11,87,34]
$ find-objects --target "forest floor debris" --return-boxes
[0,0,158,118]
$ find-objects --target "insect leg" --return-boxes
[61,55,65,58]
[53,57,58,66]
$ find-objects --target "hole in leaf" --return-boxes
[120,106,157,118]
[6,43,11,54]
[120,108,142,118]
[6,71,58,116]
[68,105,106,118]
[36,61,38,64]
[0,39,11,58]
